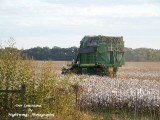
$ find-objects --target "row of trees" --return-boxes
[21,47,160,62]
[22,46,79,61]
[125,48,160,61]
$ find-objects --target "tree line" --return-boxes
[20,46,160,62]
[21,46,79,61]
[125,48,160,61]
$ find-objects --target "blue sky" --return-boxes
[0,0,160,49]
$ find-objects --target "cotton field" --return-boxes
[66,62,160,111]
[80,76,160,110]
[36,61,160,111]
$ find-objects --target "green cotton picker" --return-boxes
[62,35,125,76]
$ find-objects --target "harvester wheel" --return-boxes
[71,67,80,74]
[96,67,104,75]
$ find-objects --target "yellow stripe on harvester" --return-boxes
[80,64,95,67]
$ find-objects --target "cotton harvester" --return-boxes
[62,35,125,76]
